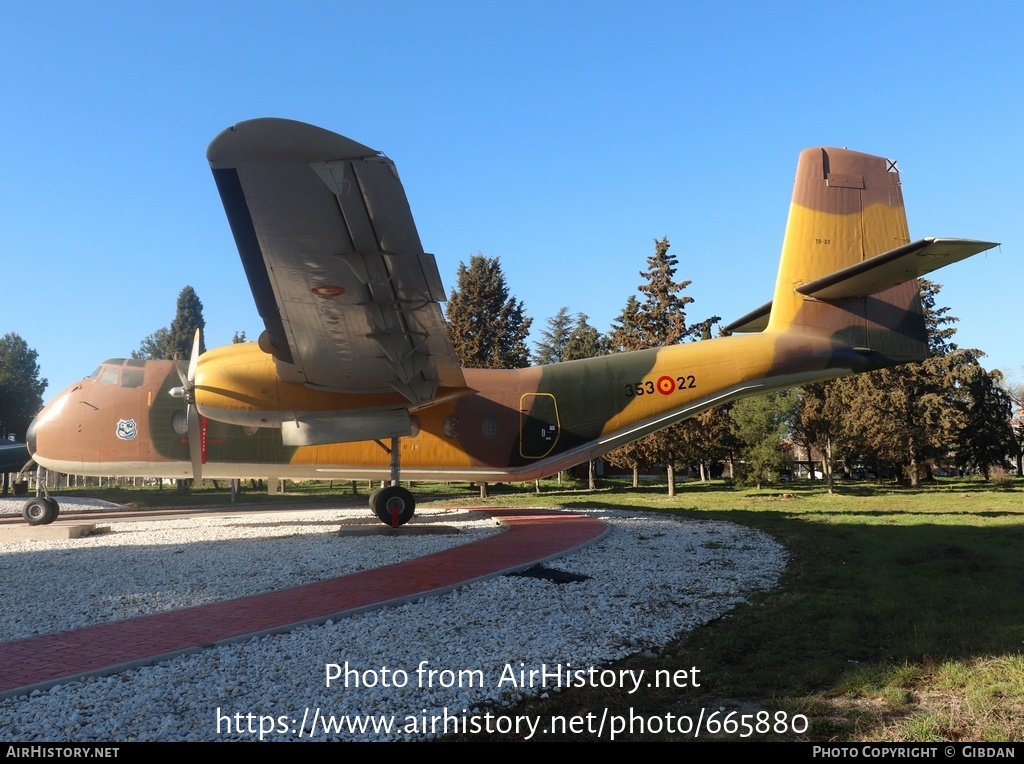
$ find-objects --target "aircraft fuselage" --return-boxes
[27,329,865,484]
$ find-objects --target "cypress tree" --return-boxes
[133,286,206,360]
[167,286,206,359]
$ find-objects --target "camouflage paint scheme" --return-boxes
[27,123,995,486]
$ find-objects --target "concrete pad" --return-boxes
[0,524,109,542]
[337,524,460,537]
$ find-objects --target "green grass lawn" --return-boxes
[433,476,1024,741]
[37,475,1024,741]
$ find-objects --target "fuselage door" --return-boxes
[519,392,559,459]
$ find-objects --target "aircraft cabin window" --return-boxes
[98,367,120,386]
[171,410,188,435]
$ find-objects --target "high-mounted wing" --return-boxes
[207,118,465,407]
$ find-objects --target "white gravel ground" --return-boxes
[0,507,499,640]
[0,506,787,742]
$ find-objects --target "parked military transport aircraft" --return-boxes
[22,119,996,526]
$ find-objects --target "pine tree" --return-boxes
[953,364,1015,478]
[446,254,532,369]
[673,407,735,482]
[604,238,720,493]
[731,390,799,489]
[605,297,650,484]
[634,237,696,345]
[796,380,856,494]
[554,312,610,488]
[562,313,609,362]
[609,296,644,353]
[835,280,1001,485]
[0,333,48,442]
[532,307,573,365]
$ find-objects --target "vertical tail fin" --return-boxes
[767,147,927,363]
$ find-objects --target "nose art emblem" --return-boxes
[116,419,138,441]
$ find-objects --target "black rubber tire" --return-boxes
[371,486,415,526]
[23,497,57,525]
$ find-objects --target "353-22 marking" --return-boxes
[624,374,696,398]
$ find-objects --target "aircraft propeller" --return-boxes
[169,329,204,484]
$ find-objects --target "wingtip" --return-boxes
[207,118,380,167]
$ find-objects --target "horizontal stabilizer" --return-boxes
[796,238,997,300]
[724,302,772,334]
[725,237,997,333]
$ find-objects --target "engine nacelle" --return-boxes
[192,342,414,443]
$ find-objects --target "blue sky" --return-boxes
[2,2,1020,397]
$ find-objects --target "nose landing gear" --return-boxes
[20,463,60,525]
[22,496,59,525]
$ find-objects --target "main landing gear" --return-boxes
[22,496,59,525]
[370,485,415,526]
[370,436,415,527]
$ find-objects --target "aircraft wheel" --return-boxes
[45,496,60,520]
[371,486,415,527]
[23,497,57,525]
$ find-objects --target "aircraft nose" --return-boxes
[26,415,38,457]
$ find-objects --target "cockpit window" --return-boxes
[88,359,149,387]
[121,368,144,388]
